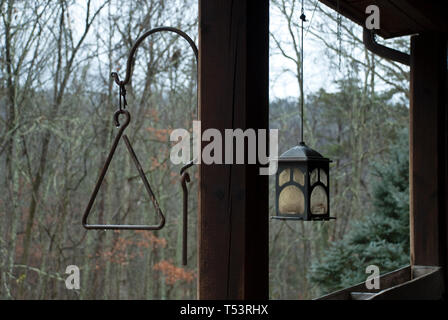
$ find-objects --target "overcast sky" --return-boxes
[269,1,339,100]
[70,0,402,102]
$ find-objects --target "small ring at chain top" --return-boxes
[113,109,131,128]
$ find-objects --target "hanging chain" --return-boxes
[111,72,128,112]
[299,0,306,144]
[337,0,342,70]
[119,83,127,111]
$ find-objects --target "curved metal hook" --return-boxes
[115,27,198,86]
[111,26,199,119]
[180,159,195,176]
[111,26,199,174]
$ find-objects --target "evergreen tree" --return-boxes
[309,131,410,295]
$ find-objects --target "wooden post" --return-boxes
[198,0,269,299]
[409,32,447,291]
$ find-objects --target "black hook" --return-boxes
[111,27,198,117]
[113,27,198,86]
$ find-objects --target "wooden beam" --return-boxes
[371,266,443,300]
[198,0,269,299]
[317,265,411,300]
[409,32,447,292]
[318,265,444,300]
[318,0,448,39]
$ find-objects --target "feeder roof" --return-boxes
[279,142,330,162]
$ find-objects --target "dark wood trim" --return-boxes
[317,265,411,300]
[409,32,447,297]
[371,266,443,300]
[317,265,443,300]
[409,32,447,264]
[318,0,448,39]
[198,0,269,299]
[445,34,448,302]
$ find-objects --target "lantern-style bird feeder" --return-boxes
[272,1,334,222]
[273,142,333,221]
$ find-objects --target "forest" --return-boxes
[0,0,410,299]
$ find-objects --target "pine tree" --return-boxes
[309,131,409,295]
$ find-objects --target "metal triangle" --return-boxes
[82,109,165,230]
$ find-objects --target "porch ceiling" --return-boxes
[318,0,448,39]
